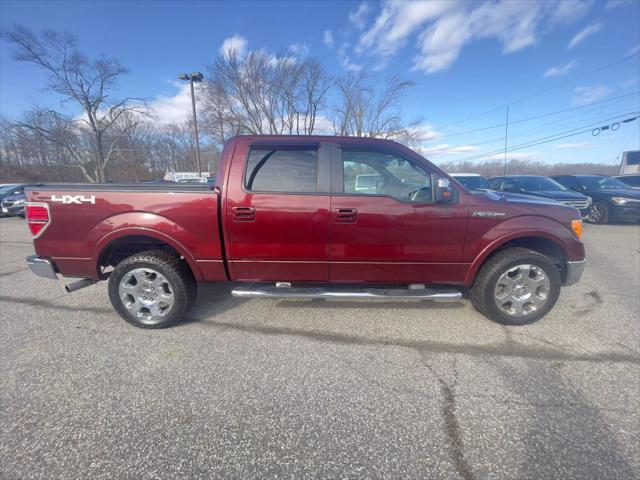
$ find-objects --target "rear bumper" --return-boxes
[26,255,58,280]
[564,259,586,286]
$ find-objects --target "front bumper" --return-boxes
[1,203,25,216]
[26,256,58,280]
[564,259,586,286]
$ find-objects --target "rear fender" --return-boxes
[89,212,203,281]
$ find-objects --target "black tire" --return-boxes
[470,247,561,326]
[108,250,196,329]
[589,201,609,224]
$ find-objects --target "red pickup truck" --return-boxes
[25,136,586,328]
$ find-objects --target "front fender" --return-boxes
[88,212,204,281]
[464,215,583,285]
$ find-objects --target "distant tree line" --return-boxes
[439,159,619,177]
[0,26,619,183]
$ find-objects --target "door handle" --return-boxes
[334,208,358,223]
[232,206,256,221]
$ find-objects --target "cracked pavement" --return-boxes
[1,217,639,479]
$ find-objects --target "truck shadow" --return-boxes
[186,282,466,322]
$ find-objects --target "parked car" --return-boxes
[0,184,38,217]
[612,174,640,189]
[552,175,640,224]
[24,135,586,328]
[489,175,592,218]
[1,193,26,217]
[450,173,492,191]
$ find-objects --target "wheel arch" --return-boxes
[94,229,202,281]
[466,233,571,285]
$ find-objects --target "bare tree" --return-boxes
[3,26,146,182]
[331,73,422,140]
[202,50,331,145]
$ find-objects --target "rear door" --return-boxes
[330,145,468,284]
[224,141,332,281]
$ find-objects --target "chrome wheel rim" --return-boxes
[118,268,175,324]
[494,264,550,317]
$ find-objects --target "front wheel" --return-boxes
[589,202,609,224]
[108,250,196,328]
[471,247,561,326]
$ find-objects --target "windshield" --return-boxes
[577,176,628,190]
[515,177,567,192]
[454,176,491,190]
[0,185,19,194]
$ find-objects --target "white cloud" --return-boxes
[337,43,362,72]
[549,0,593,23]
[572,84,613,106]
[357,0,454,57]
[629,44,640,55]
[555,142,592,149]
[146,82,199,126]
[219,34,248,59]
[567,23,603,49]
[420,143,480,156]
[288,42,309,57]
[348,3,371,30]
[323,30,334,49]
[605,0,635,10]
[353,0,595,74]
[543,60,577,77]
[620,78,638,88]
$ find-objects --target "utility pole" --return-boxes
[179,72,204,176]
[503,105,510,177]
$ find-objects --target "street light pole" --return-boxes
[179,72,204,176]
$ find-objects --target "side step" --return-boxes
[231,284,462,302]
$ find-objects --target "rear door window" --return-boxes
[245,148,318,193]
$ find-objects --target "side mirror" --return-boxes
[434,175,455,203]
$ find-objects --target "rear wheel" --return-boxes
[108,250,196,328]
[471,247,561,326]
[590,202,609,224]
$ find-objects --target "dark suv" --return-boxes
[489,175,592,218]
[552,175,640,224]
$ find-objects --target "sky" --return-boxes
[1,0,639,166]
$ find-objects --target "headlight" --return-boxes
[585,196,592,204]
[611,197,639,205]
[13,199,25,205]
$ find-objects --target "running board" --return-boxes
[231,284,462,302]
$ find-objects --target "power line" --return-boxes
[440,53,640,128]
[438,91,639,139]
[454,113,639,162]
[443,110,638,151]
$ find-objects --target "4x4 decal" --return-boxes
[50,195,96,204]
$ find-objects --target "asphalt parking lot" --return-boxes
[1,216,638,479]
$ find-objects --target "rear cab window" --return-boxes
[245,147,319,193]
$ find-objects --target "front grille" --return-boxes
[560,199,589,209]
[1,201,14,207]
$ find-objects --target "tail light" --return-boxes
[25,203,51,239]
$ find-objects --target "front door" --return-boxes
[225,141,331,281]
[330,147,468,284]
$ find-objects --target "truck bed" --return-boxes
[26,183,226,281]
